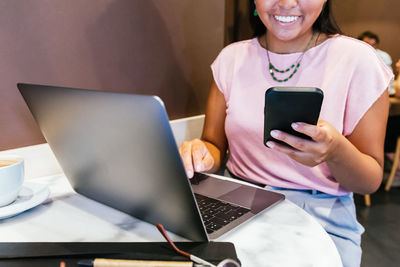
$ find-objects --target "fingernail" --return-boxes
[270,130,279,138]
[266,141,274,148]
[187,170,193,178]
[292,122,299,129]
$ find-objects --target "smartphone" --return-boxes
[264,87,323,147]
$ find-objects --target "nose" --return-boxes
[278,0,298,8]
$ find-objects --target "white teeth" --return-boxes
[274,15,299,23]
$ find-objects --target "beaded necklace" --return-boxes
[266,31,316,83]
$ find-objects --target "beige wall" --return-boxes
[0,0,224,150]
[333,0,400,73]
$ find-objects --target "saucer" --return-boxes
[0,182,50,219]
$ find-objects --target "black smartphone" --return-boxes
[264,87,323,147]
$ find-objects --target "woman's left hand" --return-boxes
[266,119,342,167]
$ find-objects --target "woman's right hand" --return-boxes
[178,138,215,178]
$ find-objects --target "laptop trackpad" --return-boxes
[191,173,283,214]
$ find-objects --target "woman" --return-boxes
[179,1,393,266]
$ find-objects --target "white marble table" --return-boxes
[0,143,342,267]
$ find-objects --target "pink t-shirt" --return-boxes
[211,35,393,196]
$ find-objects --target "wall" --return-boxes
[0,0,224,150]
[333,0,400,73]
[225,0,252,45]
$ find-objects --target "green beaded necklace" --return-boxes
[266,32,316,83]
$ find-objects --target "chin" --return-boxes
[273,31,301,42]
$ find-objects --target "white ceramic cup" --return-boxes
[0,155,24,207]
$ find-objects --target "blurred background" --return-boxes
[1,0,398,151]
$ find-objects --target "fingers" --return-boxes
[291,119,332,141]
[201,150,215,171]
[266,140,319,166]
[178,139,214,178]
[270,129,315,152]
[267,131,318,165]
[179,141,194,178]
[191,140,214,172]
[268,122,325,152]
[267,119,339,167]
[191,141,206,171]
[291,122,323,142]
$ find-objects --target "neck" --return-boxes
[263,30,315,54]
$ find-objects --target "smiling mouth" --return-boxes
[274,15,300,23]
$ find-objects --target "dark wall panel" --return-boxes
[0,0,224,150]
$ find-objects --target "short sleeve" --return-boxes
[210,45,236,102]
[343,44,394,136]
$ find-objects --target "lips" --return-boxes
[274,15,299,23]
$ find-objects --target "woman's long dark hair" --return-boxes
[249,0,342,37]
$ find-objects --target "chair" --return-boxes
[385,136,400,191]
[364,194,371,207]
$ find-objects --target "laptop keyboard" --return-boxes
[194,193,251,234]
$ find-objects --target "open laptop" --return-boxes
[17,83,284,241]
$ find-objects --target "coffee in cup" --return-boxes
[0,159,20,167]
[0,155,24,207]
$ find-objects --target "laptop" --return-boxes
[17,83,284,241]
